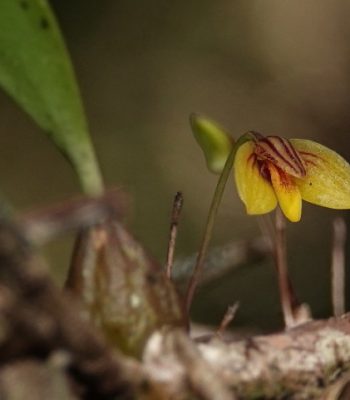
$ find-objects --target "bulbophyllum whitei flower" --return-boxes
[191,115,350,222]
[235,132,350,222]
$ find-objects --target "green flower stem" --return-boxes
[185,132,252,319]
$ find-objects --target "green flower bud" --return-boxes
[190,114,233,174]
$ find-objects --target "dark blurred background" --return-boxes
[1,0,350,331]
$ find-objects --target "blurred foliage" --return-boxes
[0,0,102,195]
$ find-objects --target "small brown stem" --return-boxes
[173,237,270,285]
[331,217,347,317]
[165,192,184,280]
[17,190,125,245]
[257,214,276,250]
[274,208,295,328]
[216,303,239,337]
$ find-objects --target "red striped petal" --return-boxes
[255,136,306,178]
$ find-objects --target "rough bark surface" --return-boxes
[0,216,350,399]
[143,317,350,399]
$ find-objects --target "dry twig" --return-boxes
[18,189,126,245]
[165,192,183,280]
[173,237,270,285]
[215,302,239,338]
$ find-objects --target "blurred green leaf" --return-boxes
[0,0,103,195]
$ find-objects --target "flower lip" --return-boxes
[258,159,271,181]
[252,133,306,179]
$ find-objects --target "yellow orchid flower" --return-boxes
[235,132,350,222]
[190,114,350,223]
[190,116,350,324]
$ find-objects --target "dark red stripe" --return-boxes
[273,136,306,176]
[258,138,299,175]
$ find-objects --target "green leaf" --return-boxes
[0,0,103,195]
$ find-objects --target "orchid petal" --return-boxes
[291,139,350,209]
[268,162,302,222]
[234,141,277,215]
[255,135,306,178]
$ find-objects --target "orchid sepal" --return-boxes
[291,139,350,209]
